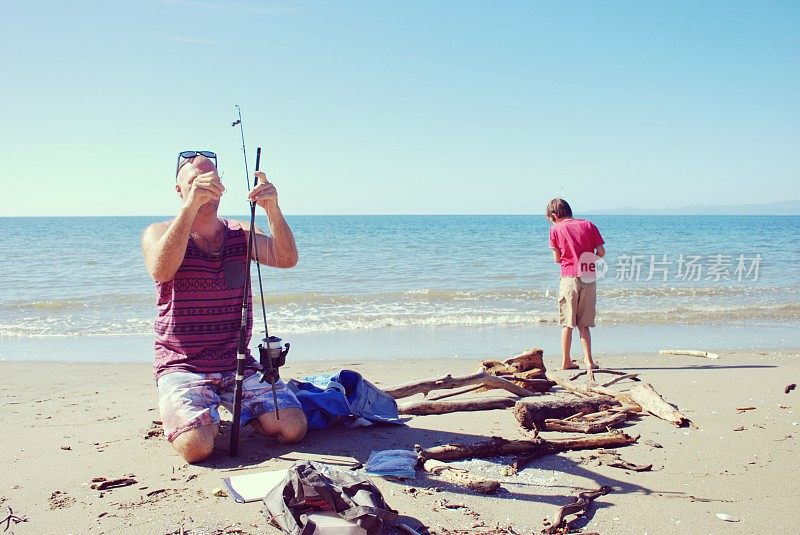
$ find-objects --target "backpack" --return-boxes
[263,461,398,535]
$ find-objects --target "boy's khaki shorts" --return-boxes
[558,277,597,328]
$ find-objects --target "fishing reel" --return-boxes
[257,335,290,385]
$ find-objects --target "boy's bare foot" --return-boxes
[562,359,580,370]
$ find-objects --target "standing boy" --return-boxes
[546,198,605,370]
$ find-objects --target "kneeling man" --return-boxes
[141,151,307,463]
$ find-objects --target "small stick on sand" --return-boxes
[544,486,613,534]
[422,459,500,494]
[659,349,720,359]
[569,369,640,382]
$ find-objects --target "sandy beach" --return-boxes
[1,347,799,534]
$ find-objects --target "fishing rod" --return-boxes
[229,106,289,457]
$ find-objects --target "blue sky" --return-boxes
[1,0,798,216]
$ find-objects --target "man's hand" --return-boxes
[184,171,225,210]
[248,171,278,210]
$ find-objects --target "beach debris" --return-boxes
[480,347,551,387]
[422,459,500,494]
[1,506,28,532]
[60,445,72,451]
[543,411,629,434]
[734,426,746,432]
[552,378,641,410]
[398,396,517,415]
[715,512,740,522]
[144,420,164,439]
[514,397,622,430]
[736,406,757,412]
[384,367,540,400]
[659,349,720,359]
[48,490,76,509]
[402,486,440,497]
[628,382,692,427]
[785,384,797,394]
[211,487,228,497]
[569,368,641,383]
[415,431,638,477]
[544,486,613,534]
[582,450,652,472]
[90,476,138,491]
[643,439,663,448]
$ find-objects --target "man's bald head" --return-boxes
[176,155,218,182]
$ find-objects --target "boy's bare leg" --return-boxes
[561,326,578,369]
[577,326,597,369]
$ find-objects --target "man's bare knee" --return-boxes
[253,409,307,444]
[171,424,217,463]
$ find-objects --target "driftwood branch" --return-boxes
[513,397,618,430]
[543,412,629,434]
[659,349,720,359]
[544,486,613,534]
[569,369,640,382]
[628,382,692,427]
[384,369,534,399]
[422,459,500,494]
[398,396,518,415]
[552,378,641,411]
[602,373,642,388]
[417,431,638,463]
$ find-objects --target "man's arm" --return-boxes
[595,244,606,258]
[552,248,561,263]
[245,171,298,268]
[141,171,223,282]
[142,207,198,282]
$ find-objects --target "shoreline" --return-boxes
[2,322,799,365]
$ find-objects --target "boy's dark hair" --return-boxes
[546,198,573,221]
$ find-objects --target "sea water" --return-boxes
[1,215,798,362]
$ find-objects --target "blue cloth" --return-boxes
[286,369,403,430]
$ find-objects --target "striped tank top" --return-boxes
[153,218,257,380]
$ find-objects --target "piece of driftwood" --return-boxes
[384,369,533,399]
[543,412,628,433]
[416,431,638,463]
[398,396,518,415]
[1,506,28,532]
[484,347,546,374]
[544,486,613,534]
[583,449,653,472]
[659,349,720,359]
[422,459,500,494]
[479,348,549,392]
[428,385,483,401]
[90,477,138,490]
[513,396,618,430]
[628,382,691,427]
[602,373,642,388]
[569,369,640,382]
[497,376,556,392]
[553,378,642,411]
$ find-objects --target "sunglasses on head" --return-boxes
[176,150,217,177]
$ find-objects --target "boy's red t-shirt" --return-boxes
[549,218,604,277]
